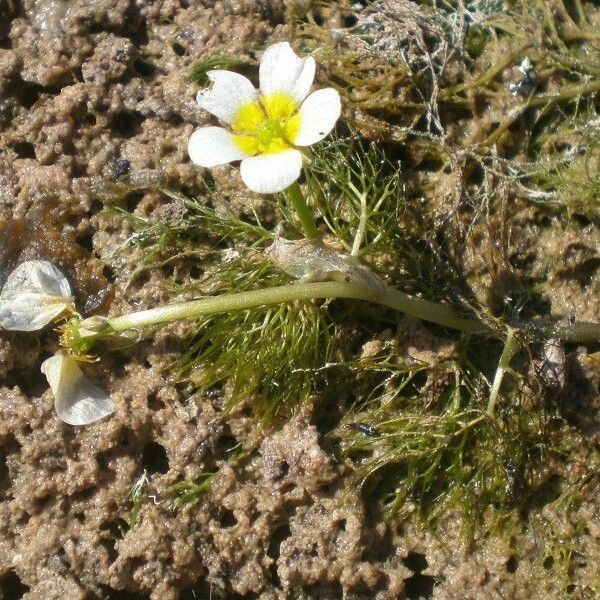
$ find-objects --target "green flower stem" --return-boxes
[88,282,600,356]
[486,327,520,416]
[350,182,368,257]
[106,281,489,336]
[285,181,320,242]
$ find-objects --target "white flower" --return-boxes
[188,42,341,194]
[41,354,115,425]
[0,260,75,331]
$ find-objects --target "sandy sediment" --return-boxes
[1,0,600,598]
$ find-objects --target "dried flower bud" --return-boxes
[77,315,111,338]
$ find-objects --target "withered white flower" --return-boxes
[0,260,75,331]
[40,354,115,425]
[188,42,341,194]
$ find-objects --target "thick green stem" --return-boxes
[285,181,320,242]
[107,281,488,335]
[82,281,600,357]
[546,320,600,343]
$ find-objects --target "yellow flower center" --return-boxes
[231,92,301,156]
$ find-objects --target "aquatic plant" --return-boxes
[2,48,599,425]
[3,37,600,575]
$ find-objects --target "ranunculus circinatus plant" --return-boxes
[3,42,600,427]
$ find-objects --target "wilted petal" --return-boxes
[196,70,257,124]
[294,88,341,146]
[0,260,74,331]
[0,292,71,331]
[2,259,71,297]
[41,355,115,425]
[188,126,250,167]
[259,42,315,104]
[240,149,303,194]
[267,237,386,291]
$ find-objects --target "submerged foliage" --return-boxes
[112,132,570,542]
[112,3,600,589]
[170,471,216,508]
[300,0,600,223]
[327,333,567,532]
[305,131,403,260]
[179,299,334,422]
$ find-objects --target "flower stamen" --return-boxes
[231,92,301,156]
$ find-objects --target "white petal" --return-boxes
[0,260,74,331]
[259,42,315,104]
[0,292,72,331]
[240,150,303,194]
[41,355,115,425]
[2,260,71,297]
[188,126,249,167]
[294,88,341,146]
[196,70,257,124]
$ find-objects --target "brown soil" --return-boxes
[1,1,600,599]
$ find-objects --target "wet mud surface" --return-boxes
[1,1,600,599]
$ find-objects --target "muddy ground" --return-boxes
[1,0,600,599]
